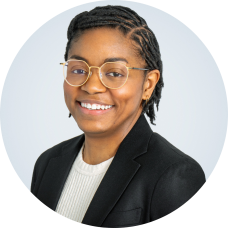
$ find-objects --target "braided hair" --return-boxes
[65,5,164,125]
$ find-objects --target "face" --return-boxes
[64,27,149,136]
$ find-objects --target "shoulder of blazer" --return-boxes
[34,135,82,177]
[151,132,204,166]
[135,131,206,184]
[146,133,206,221]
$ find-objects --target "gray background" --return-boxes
[0,0,227,189]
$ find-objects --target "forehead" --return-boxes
[68,27,141,65]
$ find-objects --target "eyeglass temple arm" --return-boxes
[128,67,149,71]
[60,63,64,65]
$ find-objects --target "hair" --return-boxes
[65,5,164,125]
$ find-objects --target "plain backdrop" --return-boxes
[0,0,228,224]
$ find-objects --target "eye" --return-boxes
[72,69,87,75]
[106,72,124,77]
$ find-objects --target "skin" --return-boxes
[64,27,160,165]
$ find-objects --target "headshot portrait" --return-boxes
[30,4,207,226]
[0,1,227,228]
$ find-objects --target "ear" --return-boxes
[142,69,160,100]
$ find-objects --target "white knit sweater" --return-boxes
[55,142,114,222]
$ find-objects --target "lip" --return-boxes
[76,101,114,116]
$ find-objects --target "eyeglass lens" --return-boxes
[64,60,128,88]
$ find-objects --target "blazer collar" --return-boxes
[39,114,153,226]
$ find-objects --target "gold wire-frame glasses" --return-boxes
[60,59,149,89]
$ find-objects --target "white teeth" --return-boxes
[81,102,112,110]
[91,104,97,110]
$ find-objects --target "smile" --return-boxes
[81,102,113,110]
[76,101,114,115]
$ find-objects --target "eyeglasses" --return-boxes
[60,59,149,89]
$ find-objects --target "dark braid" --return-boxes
[65,5,164,125]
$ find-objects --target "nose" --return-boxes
[89,69,103,78]
[81,67,106,94]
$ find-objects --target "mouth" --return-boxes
[76,101,114,115]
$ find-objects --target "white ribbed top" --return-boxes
[55,142,114,222]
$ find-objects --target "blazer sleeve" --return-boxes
[150,158,206,221]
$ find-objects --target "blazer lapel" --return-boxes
[82,114,153,226]
[36,134,85,210]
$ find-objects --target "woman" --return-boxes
[31,5,206,227]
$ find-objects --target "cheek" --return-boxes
[63,82,70,102]
[111,80,143,111]
[63,82,76,105]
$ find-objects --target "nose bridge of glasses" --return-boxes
[89,66,101,77]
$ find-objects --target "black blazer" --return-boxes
[31,114,206,227]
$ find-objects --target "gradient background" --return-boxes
[0,0,227,193]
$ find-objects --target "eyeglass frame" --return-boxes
[60,59,150,89]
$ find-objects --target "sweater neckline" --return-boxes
[73,142,115,176]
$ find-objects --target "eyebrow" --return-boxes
[69,55,129,64]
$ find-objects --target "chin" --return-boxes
[78,122,110,135]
